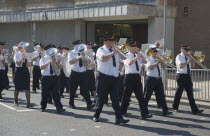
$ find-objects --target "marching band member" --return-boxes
[93,36,129,124]
[40,44,65,113]
[13,43,32,108]
[68,40,95,109]
[85,41,96,100]
[59,46,71,97]
[121,42,153,119]
[172,45,204,114]
[32,44,42,93]
[144,47,172,116]
[0,48,7,99]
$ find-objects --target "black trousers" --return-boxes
[69,71,92,106]
[0,70,6,90]
[144,76,168,114]
[86,70,96,94]
[60,69,70,95]
[173,74,198,112]
[5,66,9,88]
[33,65,41,91]
[121,74,147,117]
[41,76,63,110]
[94,72,122,119]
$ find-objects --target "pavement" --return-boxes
[0,73,210,136]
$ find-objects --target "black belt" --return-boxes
[99,72,117,78]
[147,76,162,80]
[126,73,139,75]
[71,70,86,74]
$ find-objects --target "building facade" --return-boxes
[1,0,208,68]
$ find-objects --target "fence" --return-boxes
[140,68,210,101]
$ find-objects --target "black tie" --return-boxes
[78,53,83,67]
[185,56,190,74]
[156,60,161,77]
[50,63,53,75]
[134,54,139,71]
[109,49,116,67]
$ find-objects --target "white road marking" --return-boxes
[69,129,76,131]
[163,120,168,121]
[42,132,47,135]
[141,121,146,124]
[201,118,206,120]
[16,109,36,112]
[0,102,16,110]
[94,126,101,128]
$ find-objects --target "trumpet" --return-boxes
[188,51,207,70]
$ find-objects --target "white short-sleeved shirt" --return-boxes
[68,50,90,73]
[176,53,191,74]
[87,55,95,70]
[123,52,142,74]
[33,51,40,66]
[146,57,162,77]
[14,51,31,67]
[40,55,55,76]
[96,45,120,77]
[0,55,5,70]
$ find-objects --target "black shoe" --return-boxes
[60,95,64,98]
[173,109,181,113]
[14,101,19,107]
[33,90,37,93]
[163,111,173,116]
[41,108,45,112]
[123,113,128,117]
[142,114,153,120]
[115,118,130,125]
[57,109,66,113]
[87,104,95,110]
[37,87,40,90]
[48,101,53,104]
[193,109,204,115]
[93,117,99,122]
[26,104,34,108]
[69,104,77,109]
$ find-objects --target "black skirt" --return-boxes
[0,70,6,90]
[14,67,30,91]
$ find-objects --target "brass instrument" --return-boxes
[46,48,61,75]
[112,42,130,59]
[75,44,89,66]
[146,48,176,69]
[19,42,30,48]
[188,51,207,69]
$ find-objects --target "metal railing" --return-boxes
[0,0,157,15]
[165,68,210,100]
[140,68,210,100]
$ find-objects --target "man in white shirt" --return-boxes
[85,41,96,99]
[68,40,95,110]
[120,42,152,120]
[59,46,71,97]
[93,36,129,125]
[173,45,204,114]
[144,48,172,116]
[32,44,42,93]
[40,44,65,113]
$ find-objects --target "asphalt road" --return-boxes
[0,84,210,136]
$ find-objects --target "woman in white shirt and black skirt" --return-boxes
[14,43,32,108]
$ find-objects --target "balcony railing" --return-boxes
[0,0,157,14]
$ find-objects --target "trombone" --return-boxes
[112,42,130,59]
[188,51,207,70]
[146,48,176,69]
